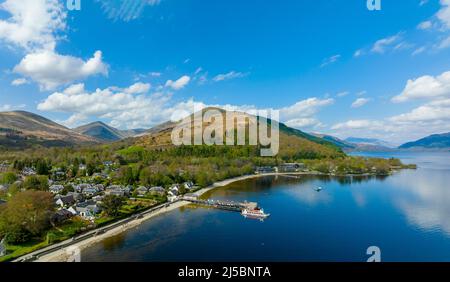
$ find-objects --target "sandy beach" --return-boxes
[32,172,305,262]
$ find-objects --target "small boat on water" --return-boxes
[241,207,270,221]
[314,186,323,192]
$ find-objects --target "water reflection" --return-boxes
[82,152,450,261]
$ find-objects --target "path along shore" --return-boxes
[20,172,316,262]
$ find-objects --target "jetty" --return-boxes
[181,197,258,212]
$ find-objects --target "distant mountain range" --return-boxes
[74,121,145,142]
[0,111,146,148]
[1,110,448,152]
[0,111,97,148]
[344,137,395,148]
[399,132,450,150]
[311,134,395,152]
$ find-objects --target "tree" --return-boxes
[0,191,54,244]
[100,195,125,217]
[1,172,17,184]
[36,159,50,175]
[23,175,49,191]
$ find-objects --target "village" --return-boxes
[0,160,307,233]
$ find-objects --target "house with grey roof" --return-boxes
[49,185,65,194]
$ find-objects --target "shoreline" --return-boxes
[32,173,279,262]
[21,171,394,262]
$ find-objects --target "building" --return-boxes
[74,201,100,221]
[105,185,126,197]
[74,183,92,193]
[67,192,83,202]
[51,209,74,224]
[278,163,306,173]
[136,186,148,196]
[55,195,76,208]
[82,186,99,197]
[255,166,277,174]
[49,185,65,194]
[183,193,198,201]
[149,186,165,196]
[183,181,195,191]
[21,167,36,176]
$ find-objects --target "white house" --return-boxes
[49,185,64,194]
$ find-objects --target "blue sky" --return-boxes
[1,0,450,144]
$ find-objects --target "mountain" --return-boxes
[311,133,356,150]
[399,132,450,149]
[137,108,344,158]
[310,134,395,152]
[74,121,125,142]
[344,137,394,148]
[0,111,97,148]
[74,122,147,142]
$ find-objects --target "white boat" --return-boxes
[314,186,323,192]
[241,208,270,220]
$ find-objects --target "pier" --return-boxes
[182,197,258,212]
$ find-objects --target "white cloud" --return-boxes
[13,50,108,90]
[353,49,363,58]
[331,120,383,131]
[336,91,349,97]
[0,0,66,51]
[320,55,340,68]
[371,34,402,54]
[165,75,191,90]
[279,98,334,122]
[285,118,322,129]
[149,71,162,77]
[38,82,332,130]
[392,70,450,102]
[351,97,371,108]
[437,35,450,49]
[213,71,248,82]
[11,78,28,86]
[390,98,450,123]
[437,0,450,29]
[418,20,432,30]
[0,103,26,111]
[124,82,151,94]
[412,46,426,56]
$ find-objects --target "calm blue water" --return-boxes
[83,152,450,262]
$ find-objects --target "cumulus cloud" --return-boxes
[213,71,248,82]
[165,75,191,90]
[0,0,66,51]
[124,82,151,94]
[0,0,109,90]
[392,70,450,102]
[37,82,332,130]
[13,50,108,90]
[351,97,371,108]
